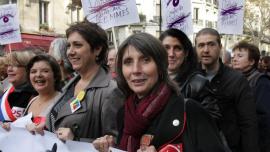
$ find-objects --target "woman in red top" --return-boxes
[24,54,62,133]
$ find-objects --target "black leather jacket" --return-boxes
[175,71,221,120]
[199,61,259,152]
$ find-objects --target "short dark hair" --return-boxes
[26,54,62,91]
[66,19,108,66]
[116,33,179,96]
[195,28,221,46]
[159,28,198,79]
[232,41,260,69]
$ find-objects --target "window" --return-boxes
[206,20,213,28]
[132,30,142,34]
[107,31,114,46]
[213,0,218,6]
[0,0,16,4]
[193,8,199,21]
[76,7,81,22]
[39,1,49,25]
[68,4,81,23]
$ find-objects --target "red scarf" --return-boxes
[119,83,172,152]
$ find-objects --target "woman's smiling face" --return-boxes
[122,45,159,99]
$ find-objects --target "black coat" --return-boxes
[8,82,37,109]
[245,69,270,152]
[199,61,259,152]
[117,93,226,152]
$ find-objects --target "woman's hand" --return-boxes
[93,135,115,152]
[0,122,10,131]
[137,145,157,152]
[56,127,74,141]
[25,122,45,135]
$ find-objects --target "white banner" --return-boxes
[0,127,70,152]
[161,0,193,35]
[81,0,140,29]
[0,114,125,152]
[217,0,245,34]
[0,4,22,45]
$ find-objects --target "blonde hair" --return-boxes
[0,56,8,78]
[7,50,36,67]
[0,56,7,69]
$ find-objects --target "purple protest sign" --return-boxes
[81,0,139,29]
[0,4,21,45]
[217,0,245,34]
[162,0,193,35]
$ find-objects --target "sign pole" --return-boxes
[8,44,11,53]
[159,0,162,35]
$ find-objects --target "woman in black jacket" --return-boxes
[159,28,221,120]
[232,41,270,152]
[93,33,225,152]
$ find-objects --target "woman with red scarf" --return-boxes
[93,33,225,152]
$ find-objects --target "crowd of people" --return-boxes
[0,19,270,152]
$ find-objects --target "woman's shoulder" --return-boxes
[181,72,210,98]
[166,93,185,110]
[187,72,208,86]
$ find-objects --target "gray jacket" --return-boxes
[47,67,124,142]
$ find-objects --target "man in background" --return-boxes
[195,28,259,152]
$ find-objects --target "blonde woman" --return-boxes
[0,50,37,122]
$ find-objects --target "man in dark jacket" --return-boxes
[195,28,259,152]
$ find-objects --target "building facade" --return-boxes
[0,0,83,52]
[0,0,268,53]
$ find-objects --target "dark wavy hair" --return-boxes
[159,28,198,81]
[66,19,108,66]
[26,54,62,91]
[116,33,179,96]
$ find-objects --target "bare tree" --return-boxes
[244,0,270,46]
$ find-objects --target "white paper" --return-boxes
[10,112,32,128]
[0,127,69,152]
[66,140,95,152]
[110,147,126,152]
[161,0,193,35]
[81,0,140,29]
[0,4,22,45]
[0,120,126,152]
[66,140,126,152]
[0,114,126,152]
[217,0,245,34]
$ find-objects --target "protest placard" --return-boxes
[0,4,21,45]
[217,0,245,34]
[161,0,193,35]
[81,0,140,29]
